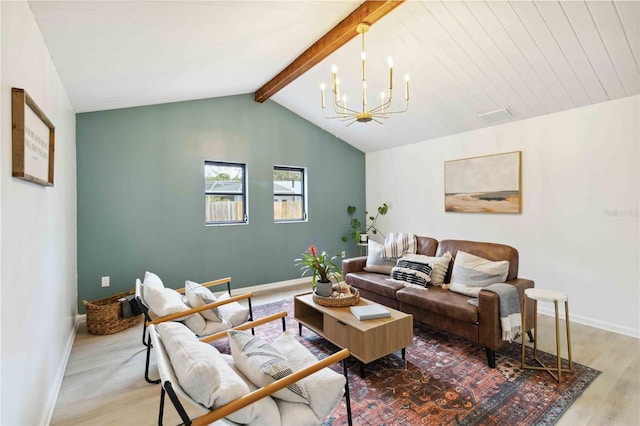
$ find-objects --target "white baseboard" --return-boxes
[229,277,311,297]
[537,306,639,339]
[41,314,81,426]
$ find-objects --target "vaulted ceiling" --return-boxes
[29,1,639,153]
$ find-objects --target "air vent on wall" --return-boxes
[477,107,513,124]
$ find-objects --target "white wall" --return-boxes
[1,1,77,425]
[367,95,639,338]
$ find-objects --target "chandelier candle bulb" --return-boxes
[320,84,325,108]
[405,75,409,101]
[388,56,393,92]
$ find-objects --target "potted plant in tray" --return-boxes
[295,246,343,297]
[342,203,389,243]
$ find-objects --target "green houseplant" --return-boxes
[295,246,343,296]
[342,203,389,243]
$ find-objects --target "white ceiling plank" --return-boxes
[535,1,609,104]
[614,1,640,73]
[490,1,576,110]
[560,1,626,99]
[466,1,562,114]
[511,1,591,108]
[447,1,547,117]
[587,1,639,96]
[392,5,495,115]
[423,1,534,120]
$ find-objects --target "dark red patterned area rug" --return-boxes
[213,299,600,426]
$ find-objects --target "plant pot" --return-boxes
[314,280,333,297]
[360,233,369,243]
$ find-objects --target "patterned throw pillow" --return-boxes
[227,330,310,403]
[389,257,432,289]
[401,252,453,285]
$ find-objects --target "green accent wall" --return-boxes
[76,94,365,311]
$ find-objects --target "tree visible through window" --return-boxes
[205,161,247,224]
[274,166,306,222]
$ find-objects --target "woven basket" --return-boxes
[313,287,360,307]
[83,290,143,335]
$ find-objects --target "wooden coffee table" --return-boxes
[294,293,413,377]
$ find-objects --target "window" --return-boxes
[273,166,307,222]
[205,161,247,225]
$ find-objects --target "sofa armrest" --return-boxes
[477,278,535,350]
[342,256,367,275]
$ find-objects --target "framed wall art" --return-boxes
[444,151,521,213]
[12,87,55,186]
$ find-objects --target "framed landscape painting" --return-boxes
[445,151,521,213]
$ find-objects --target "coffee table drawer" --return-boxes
[324,315,351,347]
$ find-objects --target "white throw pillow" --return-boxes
[143,272,190,317]
[228,330,310,403]
[185,280,222,322]
[217,293,250,327]
[447,251,509,297]
[364,240,396,274]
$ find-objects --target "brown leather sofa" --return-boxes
[342,237,535,367]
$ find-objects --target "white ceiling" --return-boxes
[29,1,640,153]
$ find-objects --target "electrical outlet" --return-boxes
[101,276,110,287]
[341,251,346,258]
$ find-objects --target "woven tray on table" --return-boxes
[83,290,143,335]
[312,287,360,307]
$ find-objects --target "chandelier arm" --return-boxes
[332,97,361,116]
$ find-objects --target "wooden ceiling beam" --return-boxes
[254,0,405,103]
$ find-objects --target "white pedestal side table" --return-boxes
[521,288,573,383]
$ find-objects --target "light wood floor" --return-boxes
[51,287,640,425]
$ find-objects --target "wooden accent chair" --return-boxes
[149,311,353,426]
[135,273,254,384]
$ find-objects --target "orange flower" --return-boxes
[309,245,317,257]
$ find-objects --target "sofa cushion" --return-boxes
[364,240,396,274]
[396,286,479,324]
[415,236,439,256]
[347,271,405,300]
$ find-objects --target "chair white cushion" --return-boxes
[216,293,250,327]
[275,399,320,426]
[158,322,269,425]
[185,280,222,322]
[228,330,310,404]
[157,322,221,408]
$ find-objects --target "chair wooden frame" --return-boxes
[137,276,254,384]
[150,311,353,426]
